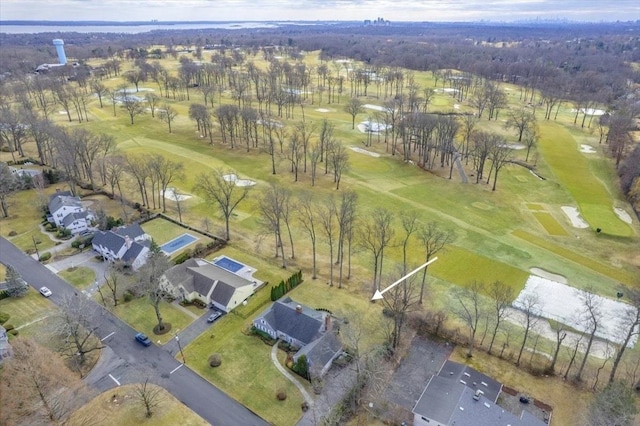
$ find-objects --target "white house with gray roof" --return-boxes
[160,258,258,312]
[253,297,342,378]
[413,361,547,426]
[48,190,94,234]
[91,224,150,270]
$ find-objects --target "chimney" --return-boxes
[124,235,132,249]
[295,305,302,314]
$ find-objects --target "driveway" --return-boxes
[0,237,269,426]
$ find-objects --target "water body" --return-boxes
[0,22,280,34]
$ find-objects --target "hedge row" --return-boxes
[270,270,303,301]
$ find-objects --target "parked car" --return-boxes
[207,312,222,323]
[135,332,152,346]
[39,286,52,297]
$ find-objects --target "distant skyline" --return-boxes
[1,0,639,23]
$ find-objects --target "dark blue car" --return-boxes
[135,332,152,346]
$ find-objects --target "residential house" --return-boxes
[0,326,12,364]
[91,224,150,270]
[160,258,259,313]
[413,360,548,426]
[253,297,342,378]
[48,190,94,234]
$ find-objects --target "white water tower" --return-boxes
[52,39,67,65]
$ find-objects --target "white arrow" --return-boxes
[371,257,438,301]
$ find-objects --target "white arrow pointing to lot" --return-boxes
[371,257,438,301]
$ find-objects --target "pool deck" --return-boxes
[212,255,264,289]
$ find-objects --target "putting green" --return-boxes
[538,123,632,237]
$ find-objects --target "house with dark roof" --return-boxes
[160,258,259,313]
[91,224,150,270]
[413,361,548,426]
[253,297,342,378]
[48,190,94,235]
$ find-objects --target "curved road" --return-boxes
[0,237,269,426]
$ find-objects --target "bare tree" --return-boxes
[194,168,251,241]
[335,190,358,288]
[318,195,337,286]
[0,338,91,425]
[487,280,514,354]
[101,262,125,307]
[548,322,568,374]
[56,294,104,368]
[133,378,165,418]
[258,182,290,268]
[382,268,421,350]
[576,288,603,381]
[515,293,542,366]
[586,381,638,426]
[360,207,395,296]
[417,222,455,304]
[121,93,146,125]
[0,161,29,217]
[487,138,512,191]
[151,155,184,213]
[158,104,178,133]
[145,92,159,117]
[453,280,485,358]
[344,97,364,129]
[137,241,172,332]
[609,288,640,384]
[296,191,319,279]
[504,107,537,142]
[328,142,350,190]
[522,127,539,163]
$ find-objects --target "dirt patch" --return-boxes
[350,147,380,157]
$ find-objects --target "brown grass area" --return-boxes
[449,346,592,426]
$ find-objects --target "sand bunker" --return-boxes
[499,143,525,150]
[453,104,460,110]
[581,108,605,116]
[614,208,633,224]
[561,206,589,228]
[363,104,387,112]
[316,108,330,113]
[350,147,380,157]
[580,144,596,153]
[514,275,638,347]
[223,174,256,187]
[529,267,568,284]
[357,121,390,134]
[163,188,191,201]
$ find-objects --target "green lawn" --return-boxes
[0,288,57,336]
[183,314,304,426]
[111,297,194,344]
[532,212,570,236]
[537,122,632,237]
[58,267,96,290]
[512,229,636,285]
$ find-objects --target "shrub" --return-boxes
[173,251,192,265]
[123,290,134,302]
[39,252,51,262]
[209,353,222,367]
[3,323,14,331]
[7,230,17,237]
[0,312,10,324]
[8,329,18,336]
[301,401,310,412]
[276,389,287,401]
[0,291,9,301]
[292,355,310,381]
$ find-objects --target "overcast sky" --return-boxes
[1,0,639,23]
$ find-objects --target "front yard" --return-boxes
[0,288,57,337]
[111,297,195,345]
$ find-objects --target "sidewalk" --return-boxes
[270,341,314,406]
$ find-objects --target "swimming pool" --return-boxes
[161,233,197,254]
[213,256,245,273]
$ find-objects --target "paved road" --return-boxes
[0,237,269,426]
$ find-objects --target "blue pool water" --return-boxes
[214,256,245,273]
[161,233,197,254]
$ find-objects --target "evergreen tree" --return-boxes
[5,264,28,297]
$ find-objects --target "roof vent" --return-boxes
[473,389,483,401]
[484,402,491,409]
[459,380,467,385]
[295,305,302,314]
[463,372,471,377]
[481,381,488,387]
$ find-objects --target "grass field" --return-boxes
[111,298,194,345]
[538,122,632,237]
[0,288,57,335]
[532,212,570,236]
[67,384,209,426]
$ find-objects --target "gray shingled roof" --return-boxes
[121,242,145,263]
[450,387,546,426]
[438,360,501,403]
[210,281,236,306]
[257,298,323,345]
[48,193,81,214]
[62,211,89,227]
[114,223,145,240]
[413,375,465,424]
[296,331,342,374]
[92,230,126,253]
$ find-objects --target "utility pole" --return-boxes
[175,333,186,364]
[31,235,40,260]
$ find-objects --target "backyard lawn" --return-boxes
[58,266,96,290]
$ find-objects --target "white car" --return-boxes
[39,286,52,297]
